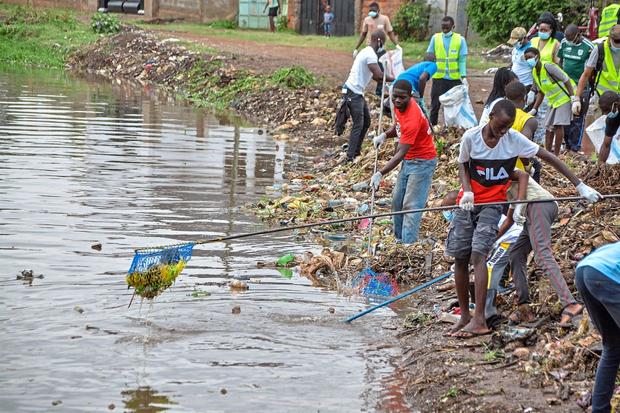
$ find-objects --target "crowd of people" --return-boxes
[339,4,620,412]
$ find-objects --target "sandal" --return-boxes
[559,304,584,328]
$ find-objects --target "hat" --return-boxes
[508,27,526,45]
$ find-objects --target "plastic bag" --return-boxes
[439,85,478,129]
[586,115,620,164]
[380,49,405,80]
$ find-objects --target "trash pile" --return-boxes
[484,44,513,62]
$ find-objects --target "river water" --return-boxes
[0,71,411,412]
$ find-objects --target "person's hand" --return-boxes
[576,182,603,203]
[370,172,382,190]
[353,49,358,58]
[461,78,469,90]
[512,203,527,225]
[528,108,538,116]
[571,95,581,116]
[373,132,386,148]
[459,191,474,211]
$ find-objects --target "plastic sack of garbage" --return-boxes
[439,85,478,129]
[586,114,620,164]
[380,49,405,80]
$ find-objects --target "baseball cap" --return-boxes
[508,27,526,45]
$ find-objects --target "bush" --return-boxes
[207,19,237,29]
[393,1,431,41]
[276,15,289,32]
[270,66,316,89]
[91,12,120,34]
[467,0,589,43]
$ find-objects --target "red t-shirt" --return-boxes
[395,100,436,160]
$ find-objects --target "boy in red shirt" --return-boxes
[370,79,437,243]
[447,99,602,338]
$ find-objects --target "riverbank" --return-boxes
[5,9,620,411]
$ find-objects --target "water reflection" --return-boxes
[122,386,175,413]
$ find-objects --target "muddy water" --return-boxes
[0,71,411,413]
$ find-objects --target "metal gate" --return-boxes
[299,0,354,36]
[238,0,288,30]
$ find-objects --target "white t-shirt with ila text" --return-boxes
[345,46,378,95]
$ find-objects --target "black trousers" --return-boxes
[345,90,371,160]
[564,87,590,151]
[430,77,462,126]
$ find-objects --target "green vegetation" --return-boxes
[91,12,120,34]
[393,0,431,41]
[270,66,315,88]
[0,4,99,68]
[276,16,290,32]
[133,20,495,70]
[467,0,589,43]
[207,19,238,30]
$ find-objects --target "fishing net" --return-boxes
[352,268,399,298]
[126,243,194,299]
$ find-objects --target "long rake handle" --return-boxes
[344,271,454,323]
[165,194,619,249]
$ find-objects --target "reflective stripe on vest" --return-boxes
[599,4,620,38]
[597,41,620,95]
[532,63,575,108]
[433,33,462,79]
[531,37,558,64]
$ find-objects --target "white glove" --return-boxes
[459,191,474,211]
[576,182,603,203]
[512,203,527,225]
[528,108,538,116]
[353,49,358,58]
[526,90,536,106]
[373,132,386,148]
[395,44,402,51]
[461,78,469,90]
[370,172,382,190]
[571,96,581,116]
[484,67,498,75]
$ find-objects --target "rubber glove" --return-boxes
[528,108,538,116]
[461,78,469,90]
[353,49,358,58]
[459,191,474,211]
[576,182,603,203]
[370,171,382,190]
[526,90,536,106]
[571,95,581,116]
[512,203,527,225]
[373,132,386,148]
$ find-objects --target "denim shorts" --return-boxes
[445,205,502,259]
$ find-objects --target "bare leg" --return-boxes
[545,129,554,152]
[269,16,275,32]
[460,252,491,334]
[554,125,563,155]
[449,257,471,334]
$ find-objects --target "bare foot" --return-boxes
[445,314,471,336]
[460,318,491,336]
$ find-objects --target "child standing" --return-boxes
[323,6,334,38]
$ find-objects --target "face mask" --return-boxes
[368,11,377,18]
[442,210,454,222]
[526,57,537,68]
[443,31,453,38]
[538,31,551,40]
[514,41,522,49]
[611,39,620,52]
[608,104,619,119]
[377,46,385,53]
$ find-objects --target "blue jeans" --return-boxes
[392,157,437,243]
[576,265,620,413]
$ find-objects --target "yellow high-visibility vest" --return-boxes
[432,33,462,80]
[597,40,620,95]
[531,37,558,63]
[599,4,620,38]
[532,63,576,109]
[513,108,534,171]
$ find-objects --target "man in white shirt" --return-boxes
[343,30,393,162]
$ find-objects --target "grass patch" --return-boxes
[131,20,497,70]
[0,4,99,69]
[270,66,315,88]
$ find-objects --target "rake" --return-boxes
[126,194,620,304]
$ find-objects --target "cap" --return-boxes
[508,27,526,45]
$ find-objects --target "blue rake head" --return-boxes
[128,243,195,274]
